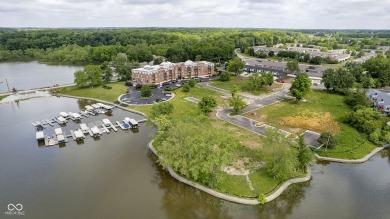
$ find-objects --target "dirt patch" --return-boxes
[223,158,265,175]
[241,139,262,149]
[281,110,340,134]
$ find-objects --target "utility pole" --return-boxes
[5,78,10,92]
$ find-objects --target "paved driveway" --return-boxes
[120,87,173,105]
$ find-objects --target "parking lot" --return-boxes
[119,77,213,105]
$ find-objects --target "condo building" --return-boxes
[131,60,215,85]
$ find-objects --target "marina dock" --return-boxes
[33,102,146,146]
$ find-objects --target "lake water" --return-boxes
[0,62,83,93]
[0,97,390,219]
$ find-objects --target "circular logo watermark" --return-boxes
[5,204,25,216]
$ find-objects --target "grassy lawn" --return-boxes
[57,82,128,103]
[56,83,305,198]
[245,90,377,159]
[210,76,282,96]
[0,95,7,101]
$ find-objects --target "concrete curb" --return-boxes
[148,140,311,205]
[315,147,384,164]
[117,92,176,106]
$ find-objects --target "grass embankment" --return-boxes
[210,76,282,95]
[0,95,8,101]
[57,82,128,103]
[132,86,306,197]
[245,90,376,159]
[57,82,304,197]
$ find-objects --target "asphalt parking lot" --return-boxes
[119,77,214,105]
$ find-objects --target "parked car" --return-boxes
[276,79,285,83]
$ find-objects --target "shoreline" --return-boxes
[55,93,387,205]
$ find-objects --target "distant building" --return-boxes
[131,60,215,85]
[308,51,350,62]
[287,47,320,53]
[351,52,377,64]
[253,46,284,55]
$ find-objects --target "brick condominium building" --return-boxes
[131,60,215,85]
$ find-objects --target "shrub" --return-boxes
[135,84,142,90]
[219,72,230,82]
[258,194,267,204]
[188,79,196,87]
[102,85,112,89]
[125,80,133,86]
[140,85,152,97]
[182,83,190,92]
[318,132,337,149]
[198,96,217,114]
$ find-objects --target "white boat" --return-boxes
[91,126,101,136]
[73,129,85,140]
[36,131,44,141]
[97,103,114,111]
[124,117,139,128]
[102,118,112,127]
[71,113,82,120]
[91,104,100,109]
[85,105,94,111]
[54,128,63,135]
[59,112,69,118]
[80,123,89,133]
[57,134,65,143]
[57,116,66,124]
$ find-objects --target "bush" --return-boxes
[188,78,196,87]
[219,72,230,82]
[258,194,267,204]
[182,83,190,92]
[318,132,337,149]
[102,85,112,89]
[155,98,160,102]
[135,84,142,90]
[125,80,133,86]
[140,85,152,97]
[198,96,217,114]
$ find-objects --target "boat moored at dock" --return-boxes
[36,131,44,141]
[124,117,139,128]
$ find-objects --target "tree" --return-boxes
[318,132,337,149]
[74,65,102,88]
[322,68,355,93]
[100,61,112,84]
[290,73,311,101]
[296,135,314,170]
[219,72,230,82]
[263,128,298,180]
[141,85,152,97]
[261,71,274,86]
[198,96,217,114]
[182,83,190,92]
[112,53,131,81]
[347,107,383,134]
[286,60,300,73]
[149,102,174,119]
[229,95,247,114]
[227,57,245,75]
[344,89,370,110]
[157,117,239,187]
[231,85,239,97]
[268,51,275,57]
[247,72,264,91]
[188,78,196,88]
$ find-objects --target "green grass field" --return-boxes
[210,76,282,95]
[0,95,7,101]
[57,82,128,103]
[245,90,377,159]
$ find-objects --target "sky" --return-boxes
[0,0,389,29]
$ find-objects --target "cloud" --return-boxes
[0,0,388,28]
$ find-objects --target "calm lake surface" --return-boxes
[1,97,390,219]
[0,62,83,93]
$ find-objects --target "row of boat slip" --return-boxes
[36,117,140,146]
[31,103,117,130]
